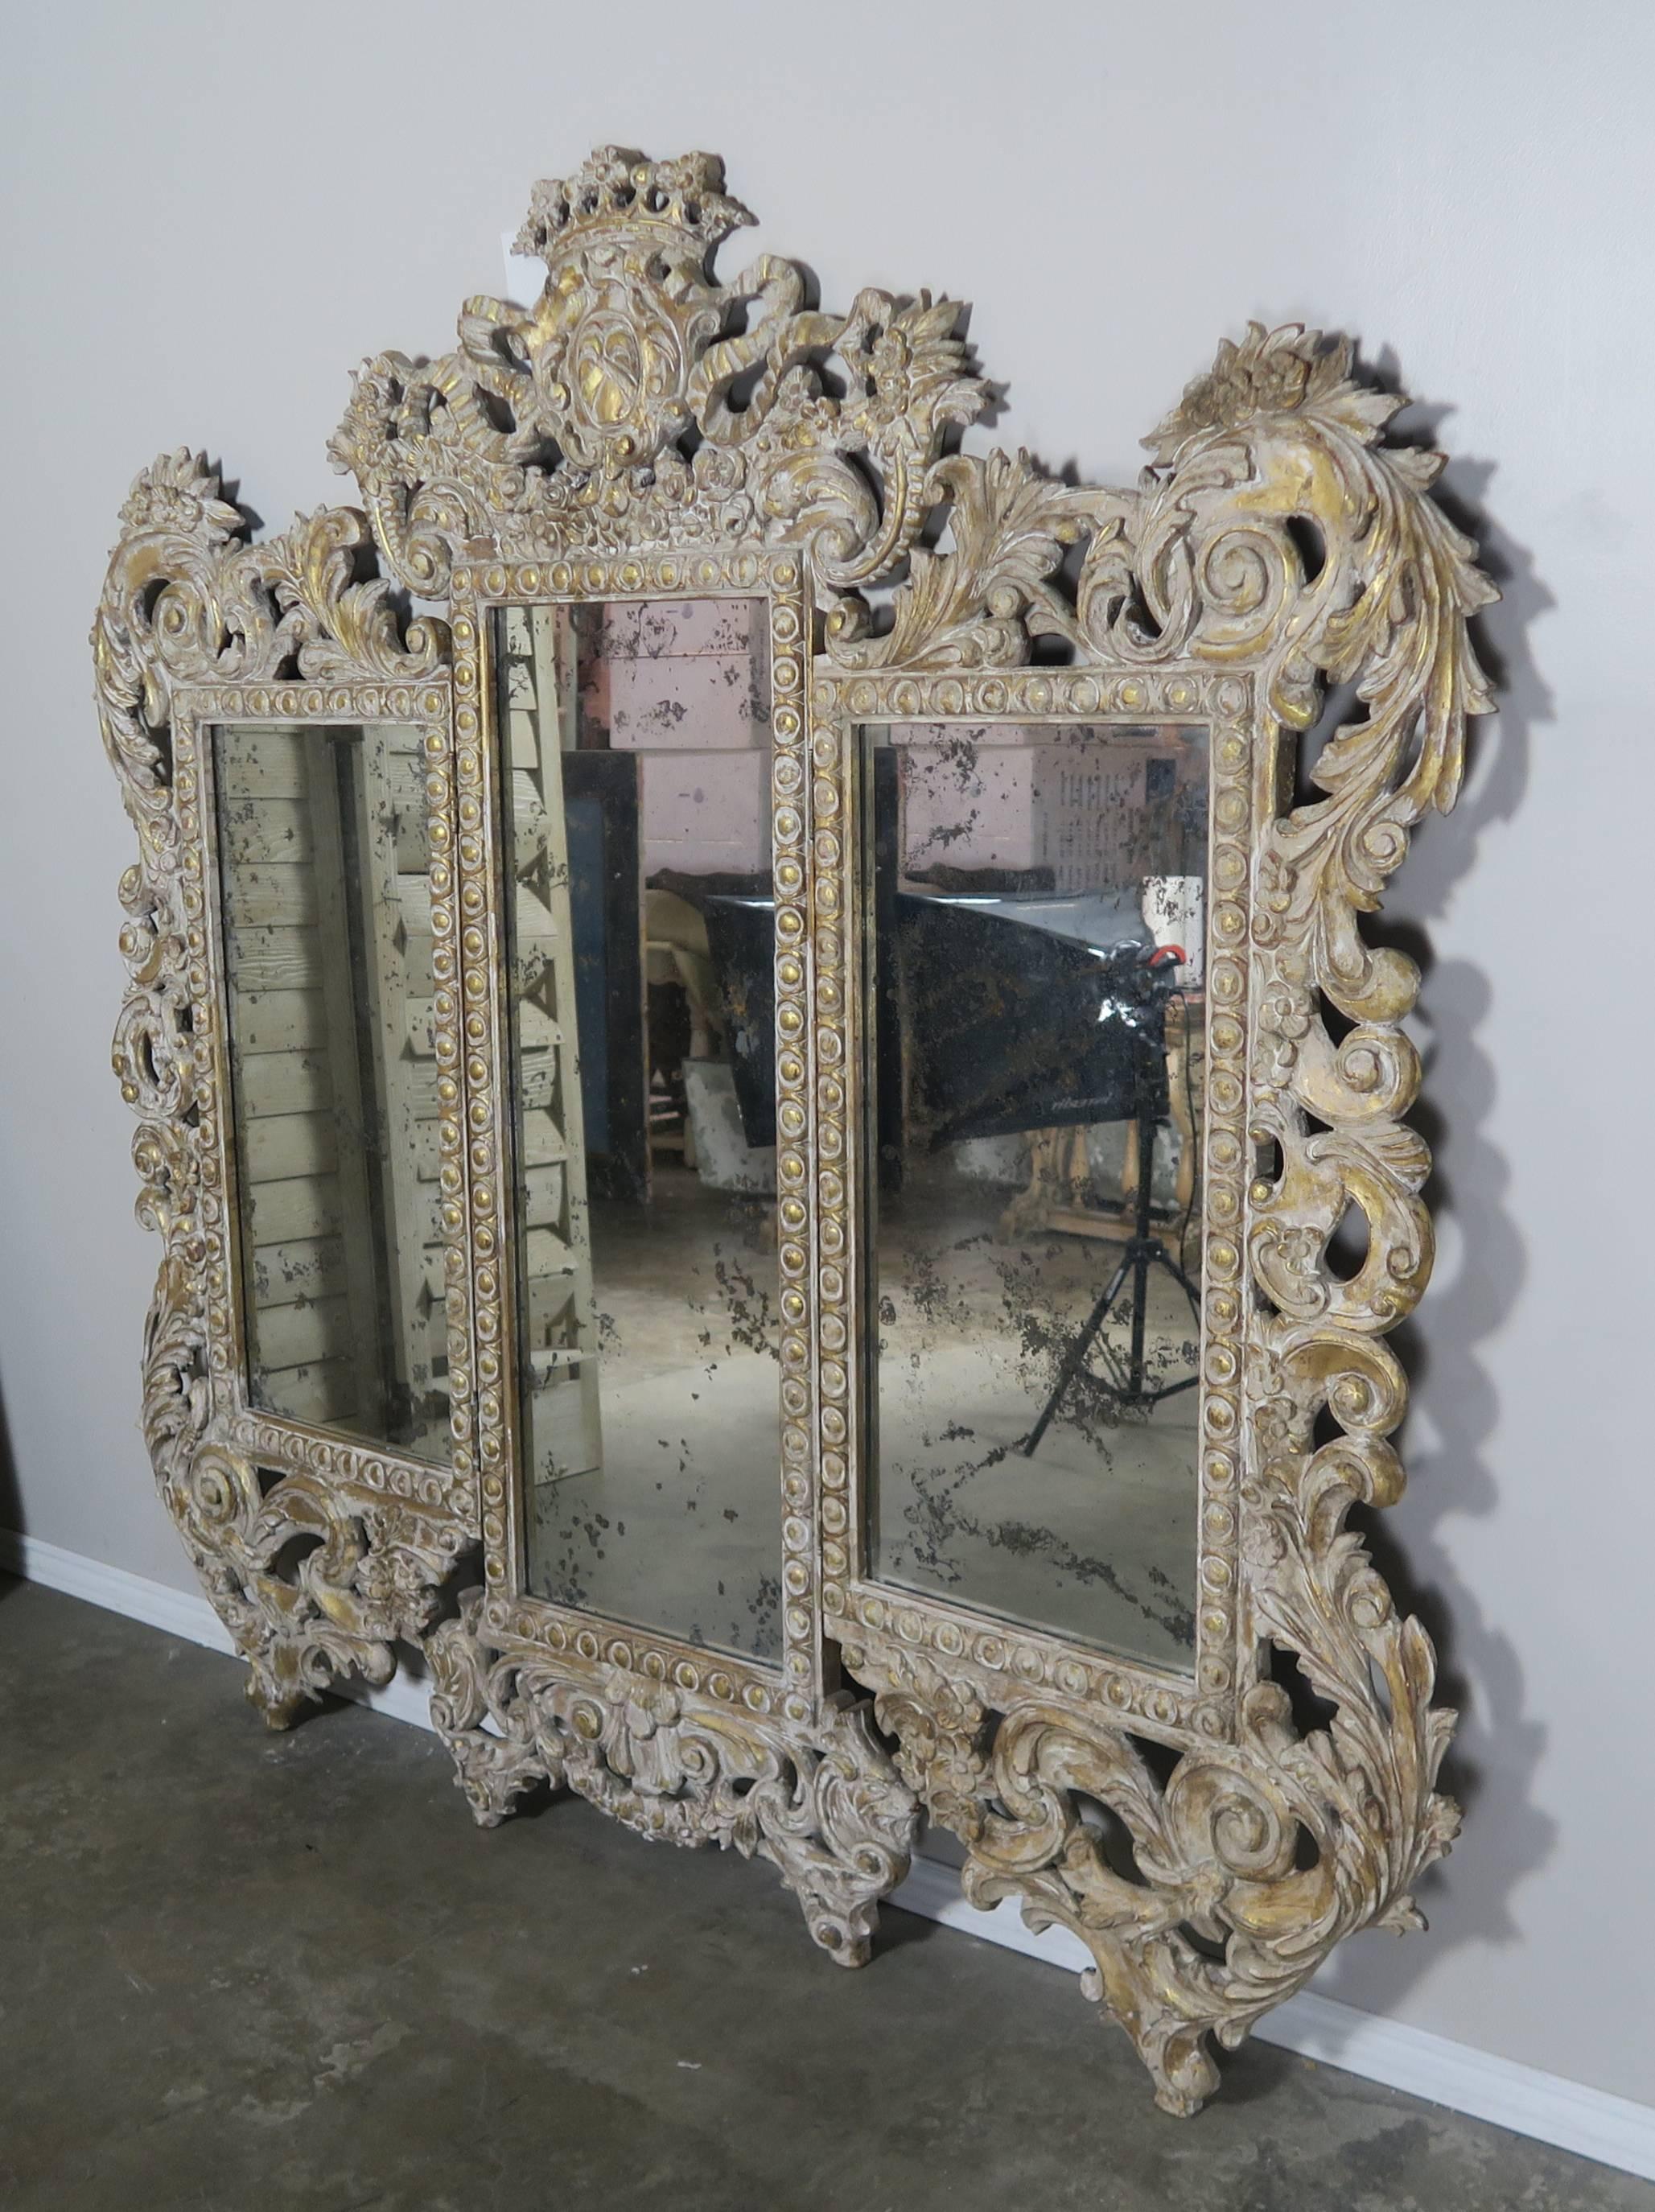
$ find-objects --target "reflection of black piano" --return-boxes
[702,890,1166,1158]
[899,893,1166,1148]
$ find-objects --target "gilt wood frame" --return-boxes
[95,147,1492,2111]
[94,486,475,1725]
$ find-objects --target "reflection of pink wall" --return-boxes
[896,723,1204,892]
[601,600,759,658]
[901,741,1043,870]
[587,599,770,876]
[610,657,764,751]
[642,752,768,874]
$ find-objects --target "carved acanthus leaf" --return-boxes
[329,150,990,605]
[429,1599,916,1966]
[97,159,1496,2119]
[95,447,457,1724]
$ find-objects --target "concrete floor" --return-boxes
[2,1576,1646,2212]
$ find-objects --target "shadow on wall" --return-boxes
[0,1374,22,1591]
[1311,386,1556,2020]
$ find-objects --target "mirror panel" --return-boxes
[862,719,1208,1671]
[213,720,450,1462]
[495,600,783,1662]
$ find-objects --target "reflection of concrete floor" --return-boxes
[523,1156,1200,1678]
[529,1355,784,1662]
[527,1169,784,1663]
[875,1162,1200,1671]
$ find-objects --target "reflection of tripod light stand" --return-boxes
[1023,952,1200,1456]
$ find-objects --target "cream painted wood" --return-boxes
[95,147,1493,2115]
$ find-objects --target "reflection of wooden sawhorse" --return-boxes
[996,995,1204,1269]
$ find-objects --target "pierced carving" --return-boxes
[429,1596,914,1963]
[431,538,914,1962]
[98,152,1492,2110]
[328,145,983,601]
[96,452,465,1724]
[830,322,1492,2109]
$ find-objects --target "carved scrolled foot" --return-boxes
[778,1872,887,1968]
[448,1729,555,1830]
[427,1604,561,1828]
[1076,1965,1223,2118]
[751,1709,918,1968]
[232,1592,358,1732]
[243,1669,307,1733]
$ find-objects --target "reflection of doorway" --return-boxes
[565,750,648,1205]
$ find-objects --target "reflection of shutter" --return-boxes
[220,723,444,1450]
[221,725,365,1427]
[347,726,450,1460]
[500,609,603,1484]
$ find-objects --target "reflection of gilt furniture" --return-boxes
[97,150,1492,2123]
[998,993,1206,1267]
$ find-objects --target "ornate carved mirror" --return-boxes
[97,146,1492,2113]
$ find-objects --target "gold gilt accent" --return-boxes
[95,150,1493,2109]
[93,458,467,1725]
[834,321,1494,2111]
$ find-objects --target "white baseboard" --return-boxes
[6,1527,1652,2183]
[887,1852,1655,2177]
[0,1530,438,1730]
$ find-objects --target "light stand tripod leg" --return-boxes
[1023,1069,1202,1452]
[1022,1250,1132,1457]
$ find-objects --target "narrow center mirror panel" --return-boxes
[214,720,451,1463]
[495,600,782,1662]
[861,718,1208,1672]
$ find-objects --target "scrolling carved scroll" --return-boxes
[95,456,471,1724]
[96,151,1492,2109]
[322,146,978,1953]
[834,324,1493,2109]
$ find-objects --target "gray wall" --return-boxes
[2,0,1650,2107]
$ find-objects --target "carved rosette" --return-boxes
[321,143,985,1964]
[99,147,1492,2108]
[94,451,465,1726]
[834,324,1492,2111]
[428,1595,913,1964]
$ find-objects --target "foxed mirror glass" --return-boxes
[862,717,1208,1670]
[493,599,783,1659]
[100,147,1490,2118]
[213,720,451,1462]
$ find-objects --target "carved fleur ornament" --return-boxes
[94,147,1492,2114]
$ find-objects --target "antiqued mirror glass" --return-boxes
[494,599,784,1661]
[99,150,1491,2111]
[862,719,1209,1670]
[213,720,451,1462]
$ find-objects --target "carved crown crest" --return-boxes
[511,146,755,270]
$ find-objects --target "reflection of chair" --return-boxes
[646,888,722,1058]
[645,888,723,1169]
